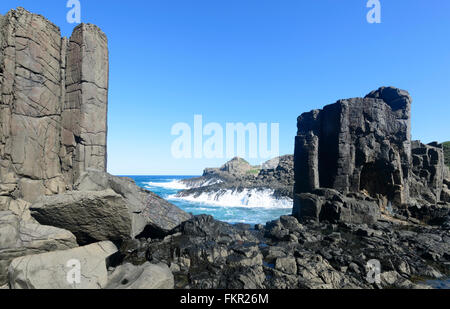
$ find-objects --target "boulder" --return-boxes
[8,241,117,289]
[30,171,192,244]
[30,190,135,244]
[293,189,381,224]
[75,170,192,236]
[105,262,174,289]
[0,211,78,285]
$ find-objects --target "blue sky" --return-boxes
[1,1,449,175]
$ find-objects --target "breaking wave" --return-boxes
[145,180,188,190]
[169,188,293,209]
[145,178,223,190]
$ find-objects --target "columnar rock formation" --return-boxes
[293,87,450,223]
[0,8,190,288]
[410,141,447,205]
[0,8,108,206]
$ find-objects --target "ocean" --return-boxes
[127,175,293,225]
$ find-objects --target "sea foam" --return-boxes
[169,188,293,209]
[145,180,188,190]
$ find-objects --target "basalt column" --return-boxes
[293,87,413,222]
[62,23,109,185]
[0,8,108,205]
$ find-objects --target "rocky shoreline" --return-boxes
[119,214,449,289]
[176,155,294,203]
[0,7,449,290]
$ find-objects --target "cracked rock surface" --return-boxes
[0,7,108,206]
[0,8,191,288]
[0,210,77,285]
[8,241,117,289]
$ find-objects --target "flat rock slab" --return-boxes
[8,241,117,289]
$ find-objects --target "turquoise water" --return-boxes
[127,175,292,225]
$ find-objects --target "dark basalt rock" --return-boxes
[293,189,381,224]
[178,155,294,200]
[293,87,450,224]
[118,214,449,289]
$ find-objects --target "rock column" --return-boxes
[0,8,108,206]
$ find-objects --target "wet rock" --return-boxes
[30,190,134,244]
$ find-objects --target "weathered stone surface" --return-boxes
[293,189,381,224]
[410,141,446,206]
[31,170,192,245]
[0,211,77,285]
[106,262,174,289]
[0,9,190,267]
[30,190,133,245]
[73,170,192,237]
[0,7,108,208]
[8,241,117,289]
[293,87,449,224]
[62,23,108,185]
[124,214,449,289]
[295,87,412,205]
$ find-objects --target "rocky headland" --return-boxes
[0,8,449,290]
[175,155,294,206]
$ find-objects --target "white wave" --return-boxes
[145,178,224,190]
[145,180,188,190]
[168,188,293,209]
[181,177,224,189]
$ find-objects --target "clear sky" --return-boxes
[1,1,449,175]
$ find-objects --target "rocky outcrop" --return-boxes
[30,190,134,245]
[293,87,449,224]
[204,157,256,177]
[0,8,192,288]
[31,170,192,244]
[0,7,108,207]
[8,241,117,289]
[74,171,192,234]
[0,211,78,285]
[178,155,294,203]
[119,214,448,289]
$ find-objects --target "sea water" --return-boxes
[127,175,293,225]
